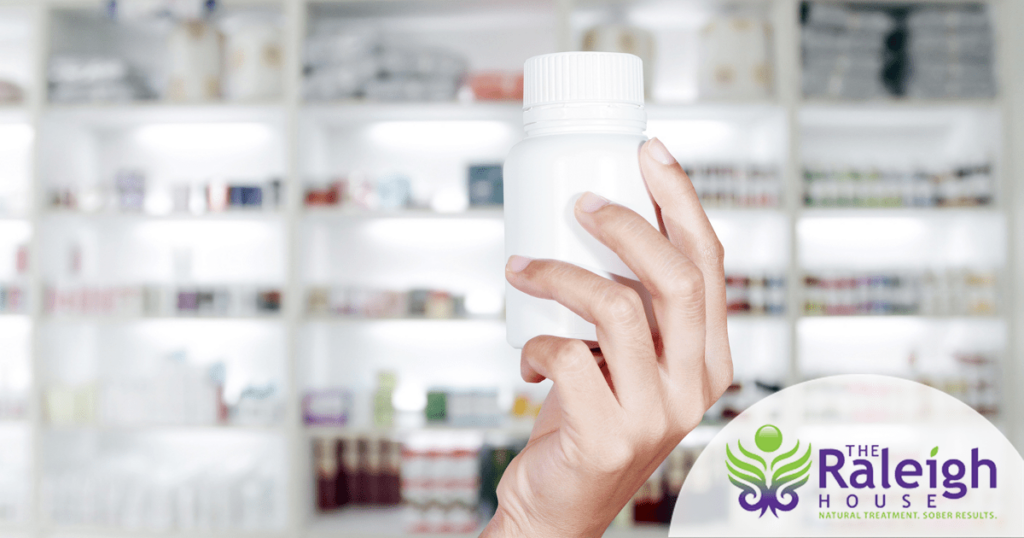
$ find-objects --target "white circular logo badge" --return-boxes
[671,375,1024,537]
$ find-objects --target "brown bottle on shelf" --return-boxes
[658,449,687,524]
[334,436,350,507]
[355,437,371,504]
[366,436,383,504]
[632,470,664,524]
[381,439,403,505]
[341,436,362,505]
[314,438,338,511]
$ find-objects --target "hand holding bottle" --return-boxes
[483,138,733,537]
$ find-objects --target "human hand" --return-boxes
[482,137,733,538]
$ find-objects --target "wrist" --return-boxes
[481,506,528,538]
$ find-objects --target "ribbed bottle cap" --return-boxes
[523,52,644,109]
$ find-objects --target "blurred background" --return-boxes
[0,0,1022,536]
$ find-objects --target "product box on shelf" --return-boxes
[802,269,998,316]
[44,284,283,318]
[803,163,994,208]
[306,286,471,320]
[303,389,353,426]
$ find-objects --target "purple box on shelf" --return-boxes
[303,389,352,426]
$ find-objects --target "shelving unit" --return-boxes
[0,0,1020,536]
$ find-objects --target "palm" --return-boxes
[500,389,593,528]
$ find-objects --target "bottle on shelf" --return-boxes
[803,163,994,208]
[802,269,998,316]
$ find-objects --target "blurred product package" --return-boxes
[374,371,396,428]
[467,72,523,101]
[801,1,995,100]
[304,389,352,426]
[402,438,480,533]
[221,13,284,101]
[905,4,995,99]
[803,269,998,316]
[425,388,502,428]
[43,449,281,531]
[685,164,781,208]
[0,80,23,103]
[803,162,994,207]
[45,351,282,427]
[580,24,655,98]
[49,172,283,214]
[699,17,773,99]
[50,2,283,103]
[306,285,472,320]
[109,0,210,20]
[48,56,154,103]
[801,2,894,99]
[305,173,415,211]
[167,19,223,101]
[44,284,283,317]
[467,165,503,207]
[0,284,27,314]
[306,164,500,213]
[304,24,467,102]
[724,273,787,315]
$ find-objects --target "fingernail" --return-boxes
[646,137,676,166]
[507,255,533,273]
[577,191,611,213]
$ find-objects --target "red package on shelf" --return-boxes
[468,71,523,101]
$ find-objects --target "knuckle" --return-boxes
[553,338,589,365]
[599,286,645,325]
[701,238,725,269]
[660,263,705,303]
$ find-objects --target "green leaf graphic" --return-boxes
[727,459,762,488]
[771,439,801,471]
[727,444,765,483]
[931,446,938,458]
[738,440,767,470]
[773,443,813,486]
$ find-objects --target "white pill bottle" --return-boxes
[504,51,658,349]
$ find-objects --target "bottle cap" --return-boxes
[523,51,644,109]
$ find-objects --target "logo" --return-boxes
[726,424,813,517]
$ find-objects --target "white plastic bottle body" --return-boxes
[504,132,659,348]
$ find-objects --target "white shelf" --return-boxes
[39,526,286,538]
[307,507,476,538]
[799,97,1001,110]
[304,422,535,439]
[41,314,283,322]
[307,508,672,538]
[301,101,522,124]
[301,316,503,323]
[43,423,285,433]
[42,101,287,126]
[301,207,503,220]
[799,314,1003,321]
[799,206,1000,217]
[41,210,286,222]
[646,101,784,120]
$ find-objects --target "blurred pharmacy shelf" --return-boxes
[0,0,1020,536]
[301,207,503,220]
